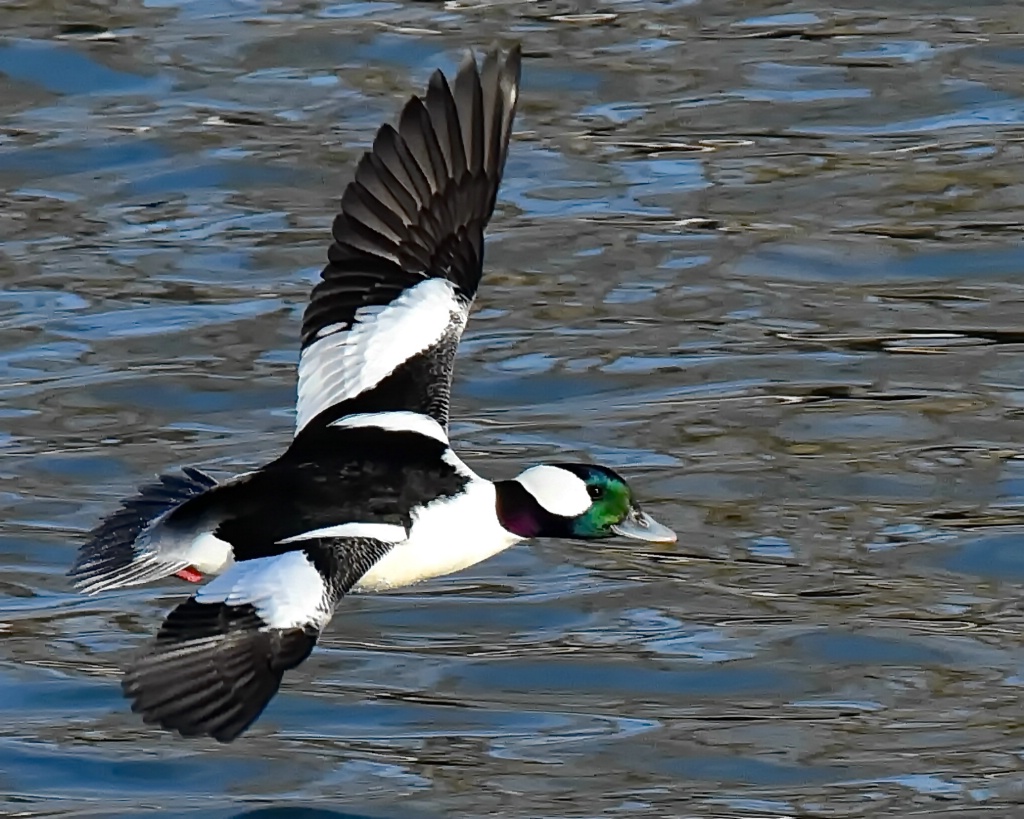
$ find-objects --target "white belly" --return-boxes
[353,479,522,591]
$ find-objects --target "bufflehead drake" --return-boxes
[70,45,676,742]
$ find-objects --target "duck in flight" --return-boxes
[69,44,676,743]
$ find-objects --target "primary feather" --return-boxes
[124,537,393,742]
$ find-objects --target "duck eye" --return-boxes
[588,485,604,501]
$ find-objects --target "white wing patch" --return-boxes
[195,551,329,630]
[329,411,449,444]
[295,278,465,434]
[279,522,407,544]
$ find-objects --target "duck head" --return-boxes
[495,463,676,543]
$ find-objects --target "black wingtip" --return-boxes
[302,44,523,347]
[123,599,316,742]
[69,467,218,593]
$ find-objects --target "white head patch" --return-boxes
[515,465,591,517]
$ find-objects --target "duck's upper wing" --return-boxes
[295,45,522,435]
[122,534,396,742]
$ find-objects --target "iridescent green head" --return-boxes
[496,463,676,543]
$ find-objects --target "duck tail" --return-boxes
[69,467,218,594]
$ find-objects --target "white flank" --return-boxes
[354,452,522,592]
[515,465,591,517]
[196,551,329,630]
[329,411,449,444]
[134,521,235,575]
[279,522,407,544]
[295,278,464,433]
[186,532,235,574]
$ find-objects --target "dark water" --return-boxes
[3,1,1024,816]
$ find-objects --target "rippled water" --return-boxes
[3,1,1024,816]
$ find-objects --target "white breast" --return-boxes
[353,464,522,592]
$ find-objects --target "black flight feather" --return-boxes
[298,45,522,431]
[123,536,394,742]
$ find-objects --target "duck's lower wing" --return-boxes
[122,535,394,742]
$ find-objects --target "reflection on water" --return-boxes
[3,0,1024,816]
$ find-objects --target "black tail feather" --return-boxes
[69,467,217,592]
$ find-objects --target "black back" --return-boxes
[163,426,468,558]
